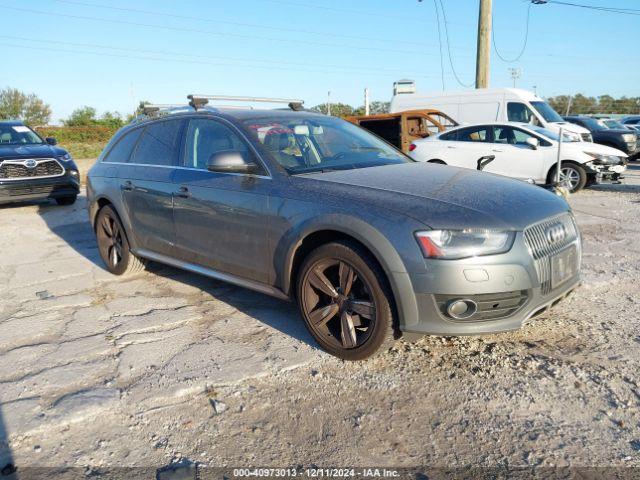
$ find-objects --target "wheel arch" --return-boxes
[279,216,419,330]
[546,159,586,184]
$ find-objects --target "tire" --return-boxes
[95,205,146,276]
[296,240,396,360]
[55,195,77,206]
[428,159,447,165]
[549,162,587,193]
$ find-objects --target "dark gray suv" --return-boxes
[87,97,582,360]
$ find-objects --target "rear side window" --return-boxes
[457,126,490,142]
[440,130,457,141]
[132,120,183,166]
[103,128,143,163]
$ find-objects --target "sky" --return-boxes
[1,0,639,122]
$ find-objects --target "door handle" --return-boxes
[447,146,457,149]
[492,149,503,153]
[121,181,134,191]
[175,186,191,199]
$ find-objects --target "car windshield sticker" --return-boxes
[12,126,31,133]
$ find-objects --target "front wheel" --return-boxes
[296,241,396,360]
[95,205,146,275]
[549,162,587,193]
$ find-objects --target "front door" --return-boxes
[121,118,184,255]
[172,117,272,284]
[484,126,547,182]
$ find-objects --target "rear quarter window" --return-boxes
[103,128,143,163]
[131,120,184,166]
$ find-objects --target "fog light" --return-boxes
[446,299,477,320]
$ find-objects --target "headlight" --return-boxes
[415,230,515,259]
[59,153,73,162]
[585,152,621,165]
[564,132,581,142]
[622,133,636,142]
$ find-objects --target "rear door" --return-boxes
[172,117,271,284]
[121,119,184,255]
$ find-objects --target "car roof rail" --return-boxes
[129,103,198,124]
[187,94,305,111]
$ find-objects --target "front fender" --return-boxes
[276,214,420,329]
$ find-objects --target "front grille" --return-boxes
[435,290,529,322]
[523,213,580,295]
[581,133,592,142]
[0,159,64,180]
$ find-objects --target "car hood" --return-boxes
[565,141,628,158]
[0,144,66,160]
[299,162,570,230]
[551,121,590,135]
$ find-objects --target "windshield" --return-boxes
[241,115,411,174]
[0,124,44,145]
[603,119,626,130]
[530,101,564,123]
[574,117,606,131]
[528,125,579,143]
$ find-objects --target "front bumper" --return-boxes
[399,228,582,336]
[588,163,626,184]
[0,174,80,205]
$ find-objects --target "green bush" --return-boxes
[34,126,118,158]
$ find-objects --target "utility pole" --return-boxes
[327,91,331,116]
[364,88,370,116]
[475,0,492,89]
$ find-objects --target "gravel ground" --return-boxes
[1,165,639,475]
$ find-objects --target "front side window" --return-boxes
[184,119,254,171]
[507,102,540,125]
[103,128,143,163]
[494,126,542,147]
[132,120,183,166]
[456,126,490,142]
[0,124,43,145]
[240,115,409,175]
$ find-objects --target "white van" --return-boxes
[390,81,593,143]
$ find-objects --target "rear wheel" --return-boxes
[95,205,146,275]
[549,162,587,193]
[296,241,396,360]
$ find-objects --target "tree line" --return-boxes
[546,94,640,116]
[2,86,639,126]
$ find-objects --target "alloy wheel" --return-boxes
[560,166,581,191]
[97,212,124,269]
[301,258,377,350]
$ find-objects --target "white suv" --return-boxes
[408,122,627,192]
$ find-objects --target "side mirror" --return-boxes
[45,137,57,146]
[206,151,259,175]
[525,137,539,150]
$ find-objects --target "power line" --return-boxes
[543,0,640,16]
[432,0,446,90]
[0,4,444,57]
[492,1,532,63]
[0,34,429,76]
[49,0,445,49]
[436,0,475,88]
[0,41,441,80]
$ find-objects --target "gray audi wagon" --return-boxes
[87,96,582,360]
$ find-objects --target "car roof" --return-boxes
[445,121,540,130]
[0,120,25,126]
[123,107,326,131]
